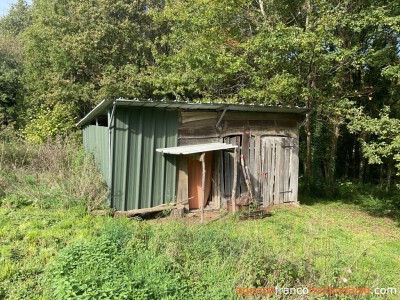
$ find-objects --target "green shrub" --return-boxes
[337,181,400,220]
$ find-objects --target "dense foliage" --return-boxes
[0,0,399,190]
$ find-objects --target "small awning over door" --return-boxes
[157,142,238,217]
[156,142,237,155]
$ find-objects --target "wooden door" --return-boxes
[260,136,299,206]
[188,152,213,209]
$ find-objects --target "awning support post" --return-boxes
[231,147,238,213]
[200,152,206,223]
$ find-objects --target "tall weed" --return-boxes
[0,138,107,210]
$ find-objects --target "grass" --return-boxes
[0,201,399,299]
[0,139,399,299]
[0,205,110,299]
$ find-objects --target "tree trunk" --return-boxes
[379,163,384,188]
[386,158,392,191]
[305,114,312,191]
[358,131,367,184]
[327,122,340,195]
[351,138,357,182]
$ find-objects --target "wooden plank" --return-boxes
[212,151,221,209]
[223,138,232,197]
[179,137,221,146]
[259,119,297,127]
[254,136,261,201]
[180,119,220,128]
[231,148,238,213]
[267,138,274,206]
[220,148,226,204]
[242,126,250,163]
[240,154,253,200]
[274,138,282,204]
[224,112,302,121]
[261,139,266,206]
[285,138,291,202]
[178,126,218,138]
[248,136,255,201]
[176,156,189,210]
[262,137,271,206]
[237,136,246,196]
[269,138,276,205]
[291,138,299,203]
[115,204,175,218]
[280,138,287,203]
[201,153,206,223]
[181,111,218,123]
[223,119,297,130]
[221,128,298,138]
[284,138,292,203]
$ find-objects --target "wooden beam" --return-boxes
[176,156,189,210]
[242,126,250,163]
[240,154,254,200]
[212,151,221,209]
[181,111,218,123]
[200,153,206,223]
[231,148,238,213]
[114,204,175,218]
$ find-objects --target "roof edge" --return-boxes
[76,99,113,127]
[77,98,313,127]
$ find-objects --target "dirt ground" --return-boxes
[150,209,228,225]
[148,203,302,225]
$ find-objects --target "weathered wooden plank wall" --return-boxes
[178,111,301,145]
[261,137,299,206]
[177,110,301,209]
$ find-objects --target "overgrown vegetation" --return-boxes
[0,141,399,299]
[1,201,399,299]
[0,137,107,210]
[0,0,399,298]
[0,0,399,191]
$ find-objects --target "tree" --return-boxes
[0,0,31,127]
[23,0,165,141]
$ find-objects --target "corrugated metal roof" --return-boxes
[77,98,312,127]
[156,143,237,155]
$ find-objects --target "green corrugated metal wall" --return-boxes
[83,125,110,186]
[111,107,178,211]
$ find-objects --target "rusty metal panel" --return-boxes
[82,125,110,186]
[111,107,178,211]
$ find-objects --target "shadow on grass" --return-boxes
[299,182,400,226]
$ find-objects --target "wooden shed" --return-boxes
[77,99,310,212]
